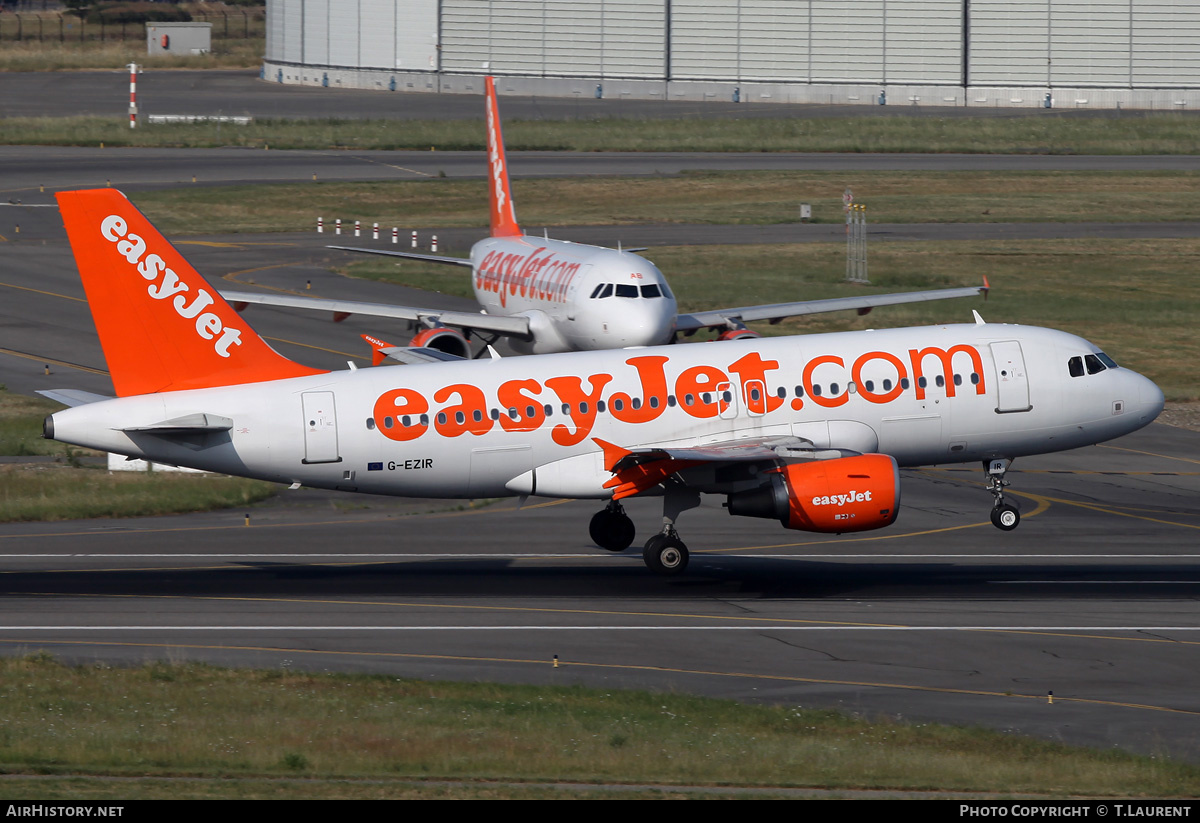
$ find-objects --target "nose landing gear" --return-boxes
[985,458,1020,531]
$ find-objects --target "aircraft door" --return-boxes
[301,391,341,464]
[990,341,1032,413]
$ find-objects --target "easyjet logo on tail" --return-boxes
[100,214,243,358]
[484,76,521,238]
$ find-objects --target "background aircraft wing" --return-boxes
[326,245,474,267]
[674,283,988,333]
[219,291,532,340]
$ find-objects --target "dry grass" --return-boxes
[129,171,1200,235]
[0,656,1194,797]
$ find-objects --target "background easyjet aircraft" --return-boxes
[47,188,1163,575]
[221,76,987,361]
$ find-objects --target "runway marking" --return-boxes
[0,347,108,376]
[0,280,86,302]
[4,625,1200,632]
[1016,491,1200,531]
[1100,442,1200,466]
[342,154,436,178]
[1,636,1196,718]
[708,493,1051,553]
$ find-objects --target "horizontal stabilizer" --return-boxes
[36,389,113,408]
[121,413,233,434]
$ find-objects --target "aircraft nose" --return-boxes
[1137,373,1165,423]
[620,299,676,346]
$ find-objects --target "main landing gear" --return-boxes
[985,458,1020,531]
[641,484,701,576]
[589,501,635,552]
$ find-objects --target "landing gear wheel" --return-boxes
[991,504,1020,531]
[589,507,635,552]
[643,533,689,576]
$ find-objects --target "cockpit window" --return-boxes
[589,284,604,299]
[592,283,612,299]
[615,284,639,298]
[1084,354,1107,375]
[1097,352,1118,369]
[1068,356,1084,377]
[640,284,662,298]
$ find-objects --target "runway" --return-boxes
[1,422,1199,761]
[1,77,1199,761]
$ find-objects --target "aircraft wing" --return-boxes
[674,283,988,332]
[219,291,532,340]
[326,245,474,267]
[594,434,850,500]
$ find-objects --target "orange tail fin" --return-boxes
[484,76,522,238]
[56,188,325,397]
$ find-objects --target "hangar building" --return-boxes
[263,1,1200,109]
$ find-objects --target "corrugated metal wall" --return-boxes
[264,0,1200,90]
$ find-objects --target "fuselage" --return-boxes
[48,323,1164,501]
[469,235,677,354]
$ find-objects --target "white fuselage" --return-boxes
[469,235,677,354]
[49,324,1164,503]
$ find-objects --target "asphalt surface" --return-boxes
[2,75,1199,764]
[12,68,1200,121]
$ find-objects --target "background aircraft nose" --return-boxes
[1139,373,1166,422]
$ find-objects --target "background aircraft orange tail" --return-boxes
[485,76,522,238]
[56,188,325,397]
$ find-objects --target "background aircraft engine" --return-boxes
[725,454,900,533]
[409,327,470,358]
[716,329,761,342]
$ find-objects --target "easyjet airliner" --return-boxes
[221,76,987,361]
[45,189,1163,574]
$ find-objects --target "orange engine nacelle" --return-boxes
[409,327,470,359]
[726,454,900,533]
[716,329,761,342]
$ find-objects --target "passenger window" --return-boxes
[864,380,874,392]
[935,375,945,388]
[384,416,394,429]
[613,399,624,411]
[366,418,376,430]
[649,396,660,408]
[953,374,962,386]
[812,384,823,397]
[794,385,805,398]
[882,379,892,391]
[1068,357,1084,377]
[901,378,911,390]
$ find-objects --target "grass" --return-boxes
[344,237,1200,403]
[0,462,275,522]
[0,655,1195,798]
[127,171,1200,235]
[5,111,1200,153]
[0,389,64,457]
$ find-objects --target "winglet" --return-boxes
[56,188,325,397]
[592,437,632,473]
[361,333,395,367]
[981,276,990,300]
[484,76,522,238]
